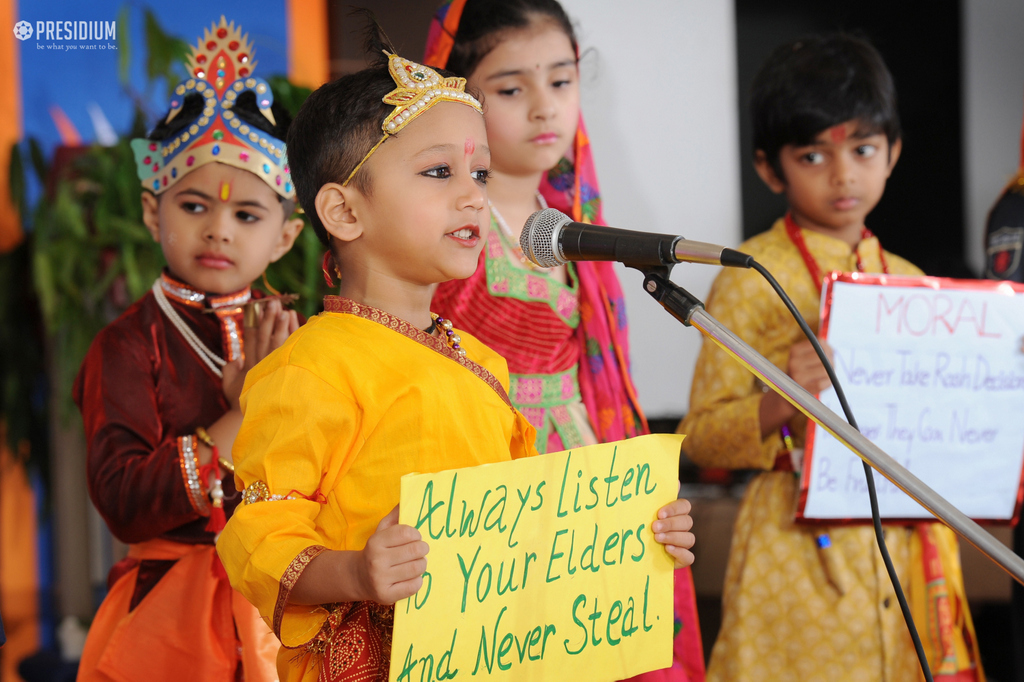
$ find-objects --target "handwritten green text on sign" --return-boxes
[389,434,682,682]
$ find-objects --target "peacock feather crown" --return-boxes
[130,17,294,200]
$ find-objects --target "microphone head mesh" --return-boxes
[520,208,571,268]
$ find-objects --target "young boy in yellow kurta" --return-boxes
[679,35,983,681]
[217,50,697,682]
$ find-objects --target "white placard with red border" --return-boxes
[797,273,1024,523]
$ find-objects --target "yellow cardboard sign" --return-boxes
[390,434,682,682]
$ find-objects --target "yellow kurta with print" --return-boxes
[679,220,982,681]
[217,300,537,682]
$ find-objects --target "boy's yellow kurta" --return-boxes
[680,220,983,681]
[217,298,537,682]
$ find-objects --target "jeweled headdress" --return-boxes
[130,17,294,200]
[342,53,483,186]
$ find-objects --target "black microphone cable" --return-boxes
[522,206,939,678]
[748,258,934,682]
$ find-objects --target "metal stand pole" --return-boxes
[642,270,1024,585]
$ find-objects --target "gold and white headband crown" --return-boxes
[343,53,483,186]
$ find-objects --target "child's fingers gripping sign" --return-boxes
[788,339,833,394]
[653,497,695,569]
[360,506,430,605]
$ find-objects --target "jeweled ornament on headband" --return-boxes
[342,53,483,186]
[130,17,295,200]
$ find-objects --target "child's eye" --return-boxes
[180,201,206,214]
[422,165,452,180]
[472,168,492,184]
[856,144,878,158]
[497,87,520,97]
[236,211,259,223]
[552,78,573,89]
[802,151,824,165]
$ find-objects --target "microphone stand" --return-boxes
[640,267,1024,585]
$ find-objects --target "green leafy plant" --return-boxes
[26,133,167,419]
[119,7,191,119]
[0,239,47,474]
[1,138,53,466]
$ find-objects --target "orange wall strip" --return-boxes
[0,426,40,682]
[0,0,24,252]
[286,0,330,90]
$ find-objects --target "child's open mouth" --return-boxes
[446,225,480,245]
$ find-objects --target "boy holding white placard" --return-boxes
[679,34,983,680]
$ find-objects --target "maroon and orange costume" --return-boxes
[74,274,279,681]
[72,17,296,682]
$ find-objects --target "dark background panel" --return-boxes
[735,0,971,277]
[328,0,435,78]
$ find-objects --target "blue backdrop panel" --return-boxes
[16,0,288,155]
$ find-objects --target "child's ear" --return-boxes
[753,150,786,194]
[141,191,161,242]
[886,138,902,176]
[269,216,305,264]
[315,183,362,243]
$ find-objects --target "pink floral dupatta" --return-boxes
[424,5,707,681]
[540,126,648,441]
[425,0,648,444]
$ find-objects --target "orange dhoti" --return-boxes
[77,538,279,682]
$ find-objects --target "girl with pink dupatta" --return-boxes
[427,1,706,679]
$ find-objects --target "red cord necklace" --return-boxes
[783,212,888,294]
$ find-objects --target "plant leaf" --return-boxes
[28,138,48,187]
[143,9,189,91]
[31,250,56,330]
[8,142,25,219]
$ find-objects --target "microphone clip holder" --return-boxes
[637,267,704,328]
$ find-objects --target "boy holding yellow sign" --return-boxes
[216,38,695,682]
[680,34,982,681]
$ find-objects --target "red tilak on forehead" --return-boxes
[465,137,475,155]
[829,125,848,143]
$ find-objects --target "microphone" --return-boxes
[519,208,752,269]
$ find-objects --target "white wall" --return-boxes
[552,1,1024,415]
[963,0,1024,275]
[558,0,742,417]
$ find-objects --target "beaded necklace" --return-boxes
[430,313,465,357]
[151,275,251,378]
[783,212,889,294]
[153,281,227,377]
[489,193,549,270]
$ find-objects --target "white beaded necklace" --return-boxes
[152,280,227,378]
[489,193,549,270]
